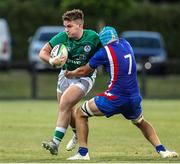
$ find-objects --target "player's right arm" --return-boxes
[39,42,52,63]
[39,32,67,66]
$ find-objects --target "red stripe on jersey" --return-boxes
[106,45,118,92]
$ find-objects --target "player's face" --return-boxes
[63,20,83,40]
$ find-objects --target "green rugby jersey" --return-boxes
[49,29,101,71]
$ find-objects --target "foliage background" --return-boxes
[0,0,180,62]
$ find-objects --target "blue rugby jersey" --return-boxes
[89,38,141,99]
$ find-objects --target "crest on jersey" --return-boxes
[84,45,91,52]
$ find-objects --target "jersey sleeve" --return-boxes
[49,32,67,48]
[89,48,107,69]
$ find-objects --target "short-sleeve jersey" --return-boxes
[49,29,101,71]
[89,38,141,98]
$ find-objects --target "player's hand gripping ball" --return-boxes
[49,43,68,68]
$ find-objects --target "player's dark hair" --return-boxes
[62,9,84,21]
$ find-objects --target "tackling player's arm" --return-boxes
[65,63,94,79]
[65,48,106,79]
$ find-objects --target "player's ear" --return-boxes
[77,19,84,28]
[80,23,83,28]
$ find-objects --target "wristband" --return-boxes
[49,58,54,66]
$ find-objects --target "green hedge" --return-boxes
[0,1,180,61]
[0,0,64,61]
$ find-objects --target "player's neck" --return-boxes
[74,29,83,40]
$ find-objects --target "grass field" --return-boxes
[0,99,180,163]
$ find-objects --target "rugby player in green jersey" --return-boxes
[39,9,101,155]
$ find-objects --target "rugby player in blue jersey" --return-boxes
[65,26,178,160]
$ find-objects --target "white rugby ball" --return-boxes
[50,43,68,68]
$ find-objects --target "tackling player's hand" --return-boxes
[64,71,75,79]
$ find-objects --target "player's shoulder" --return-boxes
[94,46,107,58]
[49,31,68,47]
[119,38,130,45]
[82,29,100,46]
[83,29,99,38]
[55,31,67,39]
[84,29,98,34]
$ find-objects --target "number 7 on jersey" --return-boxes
[124,54,132,75]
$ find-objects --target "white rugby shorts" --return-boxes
[57,70,96,95]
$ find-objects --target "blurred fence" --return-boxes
[0,65,180,100]
[0,69,57,99]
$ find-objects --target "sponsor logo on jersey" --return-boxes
[67,59,81,65]
[79,54,87,60]
[84,45,91,52]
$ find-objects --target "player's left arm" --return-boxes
[65,63,93,79]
